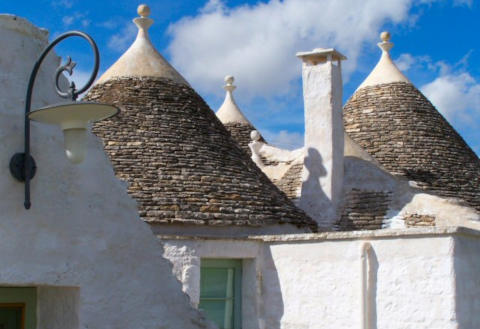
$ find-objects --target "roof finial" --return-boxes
[355,30,410,90]
[95,2,189,85]
[224,75,236,92]
[378,31,393,53]
[249,130,265,168]
[137,4,151,17]
[134,4,153,32]
[380,31,390,42]
[216,75,251,124]
[250,130,261,142]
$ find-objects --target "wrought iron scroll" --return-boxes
[9,31,100,209]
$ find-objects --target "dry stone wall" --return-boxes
[275,163,304,201]
[223,122,264,156]
[86,77,316,231]
[344,82,480,212]
[405,214,435,227]
[336,189,392,230]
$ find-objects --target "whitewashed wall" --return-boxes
[454,235,480,328]
[0,14,213,329]
[162,227,480,329]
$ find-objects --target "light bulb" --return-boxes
[63,128,87,164]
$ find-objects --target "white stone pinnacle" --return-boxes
[224,75,236,92]
[216,75,251,125]
[356,31,410,90]
[250,130,261,141]
[249,130,265,168]
[96,4,188,85]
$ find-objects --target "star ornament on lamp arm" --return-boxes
[9,31,119,209]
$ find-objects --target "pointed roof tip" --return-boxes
[216,75,251,125]
[356,31,410,91]
[96,4,189,86]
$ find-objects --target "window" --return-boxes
[199,259,242,329]
[0,288,36,329]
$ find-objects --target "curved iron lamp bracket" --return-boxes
[9,31,100,209]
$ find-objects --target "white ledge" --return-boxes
[157,226,480,242]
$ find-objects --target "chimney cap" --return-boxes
[296,48,346,63]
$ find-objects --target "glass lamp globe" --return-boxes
[28,102,119,163]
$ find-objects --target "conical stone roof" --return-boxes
[86,6,316,231]
[216,76,264,156]
[344,32,480,211]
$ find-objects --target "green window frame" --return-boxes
[0,287,36,329]
[199,259,242,329]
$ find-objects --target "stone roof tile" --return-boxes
[344,81,480,211]
[86,77,317,231]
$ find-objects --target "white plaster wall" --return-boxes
[162,230,471,329]
[0,14,213,329]
[0,15,64,114]
[263,236,454,328]
[37,287,79,329]
[453,235,480,328]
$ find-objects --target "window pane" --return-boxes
[200,260,241,329]
[199,300,227,329]
[0,307,23,329]
[200,268,230,298]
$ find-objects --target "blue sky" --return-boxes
[3,0,479,154]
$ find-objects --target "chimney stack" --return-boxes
[296,48,346,229]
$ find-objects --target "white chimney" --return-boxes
[296,48,346,229]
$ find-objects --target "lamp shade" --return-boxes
[28,102,119,163]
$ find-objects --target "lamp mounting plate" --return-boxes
[10,153,36,182]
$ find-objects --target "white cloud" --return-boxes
[81,19,91,28]
[167,0,426,99]
[108,24,137,52]
[99,19,118,30]
[421,72,480,122]
[395,53,416,71]
[52,0,74,9]
[453,0,472,7]
[394,53,440,73]
[262,129,304,150]
[62,12,88,27]
[62,16,75,26]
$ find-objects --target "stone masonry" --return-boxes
[404,214,436,227]
[344,82,480,212]
[336,189,392,230]
[86,77,317,231]
[275,163,304,201]
[223,122,264,156]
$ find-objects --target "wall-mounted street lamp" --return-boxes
[9,31,119,209]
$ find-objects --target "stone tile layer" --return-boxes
[86,77,316,231]
[344,82,480,212]
[223,122,261,156]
